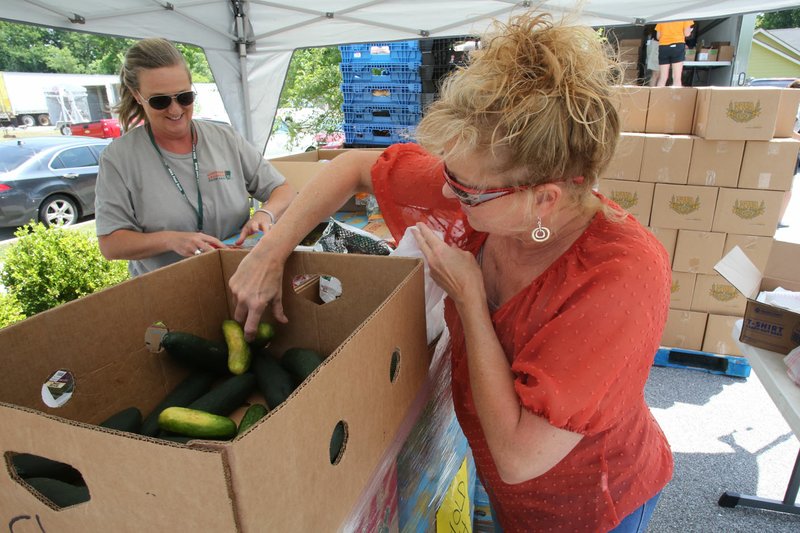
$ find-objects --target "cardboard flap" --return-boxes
[714,245,762,299]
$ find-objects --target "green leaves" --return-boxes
[0,223,128,319]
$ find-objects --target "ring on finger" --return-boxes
[194,248,202,256]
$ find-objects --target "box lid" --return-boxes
[714,245,762,299]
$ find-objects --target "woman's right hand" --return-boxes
[173,231,226,257]
[230,248,289,341]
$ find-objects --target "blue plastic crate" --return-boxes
[341,83,422,105]
[343,123,416,146]
[653,347,751,378]
[340,62,422,84]
[342,104,421,125]
[339,41,422,63]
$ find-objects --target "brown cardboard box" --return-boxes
[0,250,430,531]
[685,48,697,61]
[715,240,800,354]
[702,314,743,356]
[670,271,697,311]
[662,309,708,351]
[711,187,785,237]
[737,139,800,191]
[596,179,654,225]
[645,87,697,134]
[270,148,384,212]
[691,273,747,315]
[774,88,800,137]
[648,227,678,266]
[639,134,693,184]
[723,234,774,273]
[601,132,645,181]
[649,183,719,231]
[672,230,726,274]
[693,87,782,141]
[613,85,650,132]
[687,138,745,187]
[696,48,718,62]
[715,45,734,62]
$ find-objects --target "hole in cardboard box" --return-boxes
[40,369,75,408]
[145,321,169,353]
[329,420,348,465]
[389,348,401,383]
[292,274,342,305]
[6,452,90,509]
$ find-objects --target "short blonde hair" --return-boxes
[415,12,622,194]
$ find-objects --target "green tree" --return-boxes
[274,46,343,144]
[0,223,128,317]
[757,9,800,29]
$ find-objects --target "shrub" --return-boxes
[0,223,129,317]
[0,291,25,329]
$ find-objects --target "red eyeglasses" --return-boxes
[442,165,536,207]
[442,165,586,207]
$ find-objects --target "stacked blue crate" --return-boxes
[339,40,422,147]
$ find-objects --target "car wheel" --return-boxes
[37,114,52,126]
[60,125,73,136]
[39,194,79,227]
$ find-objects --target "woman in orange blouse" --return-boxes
[655,20,694,87]
[230,12,673,532]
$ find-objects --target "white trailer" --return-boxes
[0,71,120,130]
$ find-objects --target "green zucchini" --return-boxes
[249,322,276,349]
[237,403,269,435]
[222,319,252,375]
[99,406,142,434]
[187,373,257,416]
[253,352,296,409]
[25,477,90,507]
[161,331,229,374]
[140,371,216,437]
[281,347,325,386]
[158,407,237,439]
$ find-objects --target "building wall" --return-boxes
[748,40,800,78]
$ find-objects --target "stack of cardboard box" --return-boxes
[604,85,800,356]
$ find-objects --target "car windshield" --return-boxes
[0,144,39,172]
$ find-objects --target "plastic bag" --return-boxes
[390,226,446,344]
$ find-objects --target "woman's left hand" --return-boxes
[412,222,484,308]
[235,210,273,246]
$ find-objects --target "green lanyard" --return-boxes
[147,122,203,231]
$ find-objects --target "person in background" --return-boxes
[646,29,660,87]
[95,37,295,276]
[655,20,694,87]
[229,12,673,532]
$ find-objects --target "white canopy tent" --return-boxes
[3,0,798,150]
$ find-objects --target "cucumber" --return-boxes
[99,406,142,434]
[249,322,276,349]
[158,407,237,439]
[161,331,229,374]
[222,319,252,375]
[25,477,90,507]
[11,454,83,485]
[187,373,257,416]
[252,352,296,409]
[237,403,269,435]
[281,347,325,386]
[140,371,216,437]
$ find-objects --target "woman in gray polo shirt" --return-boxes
[95,37,295,276]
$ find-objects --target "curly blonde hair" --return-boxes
[415,12,622,198]
[114,38,191,132]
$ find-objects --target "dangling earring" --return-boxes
[531,216,550,242]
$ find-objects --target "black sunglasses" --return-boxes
[142,90,196,110]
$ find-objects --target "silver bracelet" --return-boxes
[255,208,276,225]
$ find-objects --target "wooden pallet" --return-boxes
[654,347,751,378]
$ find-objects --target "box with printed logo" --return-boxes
[711,187,784,237]
[649,184,719,231]
[691,273,747,315]
[693,87,781,141]
[597,179,654,225]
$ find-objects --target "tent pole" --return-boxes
[233,0,253,142]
